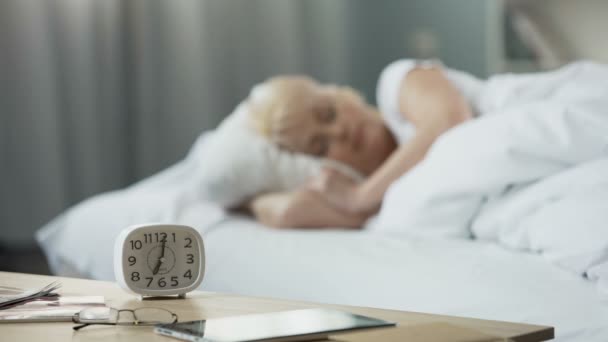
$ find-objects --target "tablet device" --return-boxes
[154,308,395,342]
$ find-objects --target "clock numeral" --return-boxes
[128,256,136,266]
[184,269,192,280]
[145,232,168,244]
[130,240,142,250]
[184,237,192,248]
[172,233,176,242]
[145,277,153,287]
[131,272,140,282]
[158,277,167,288]
[186,254,194,264]
[171,276,179,287]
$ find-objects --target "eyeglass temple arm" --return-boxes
[72,323,89,331]
[72,322,117,331]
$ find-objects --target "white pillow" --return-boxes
[197,102,363,208]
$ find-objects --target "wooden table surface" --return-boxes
[0,272,553,341]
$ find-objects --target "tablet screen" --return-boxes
[155,308,395,342]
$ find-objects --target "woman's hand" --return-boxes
[306,168,369,214]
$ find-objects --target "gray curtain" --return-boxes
[1,0,491,246]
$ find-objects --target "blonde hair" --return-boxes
[247,75,369,145]
[247,75,315,140]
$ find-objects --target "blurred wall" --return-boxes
[507,0,608,66]
[0,0,495,247]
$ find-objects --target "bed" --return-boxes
[36,123,608,341]
[38,210,608,341]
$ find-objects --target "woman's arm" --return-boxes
[314,66,474,215]
[354,67,474,212]
[247,189,367,229]
[351,129,438,213]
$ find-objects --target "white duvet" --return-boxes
[372,61,608,295]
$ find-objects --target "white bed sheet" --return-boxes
[201,218,608,342]
[39,211,608,341]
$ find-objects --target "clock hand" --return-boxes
[160,239,166,259]
[152,240,166,275]
[153,259,161,275]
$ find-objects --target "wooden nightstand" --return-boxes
[0,272,553,341]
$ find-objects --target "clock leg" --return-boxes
[178,293,186,299]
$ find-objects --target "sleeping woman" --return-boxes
[246,60,481,228]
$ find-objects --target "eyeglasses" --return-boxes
[72,307,178,331]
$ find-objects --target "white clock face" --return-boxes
[122,227,201,292]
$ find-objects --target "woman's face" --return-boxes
[267,79,395,175]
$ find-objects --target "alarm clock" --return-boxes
[114,224,205,299]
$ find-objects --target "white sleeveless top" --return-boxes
[376,59,485,144]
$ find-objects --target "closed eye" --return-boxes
[318,104,336,124]
[310,134,329,156]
